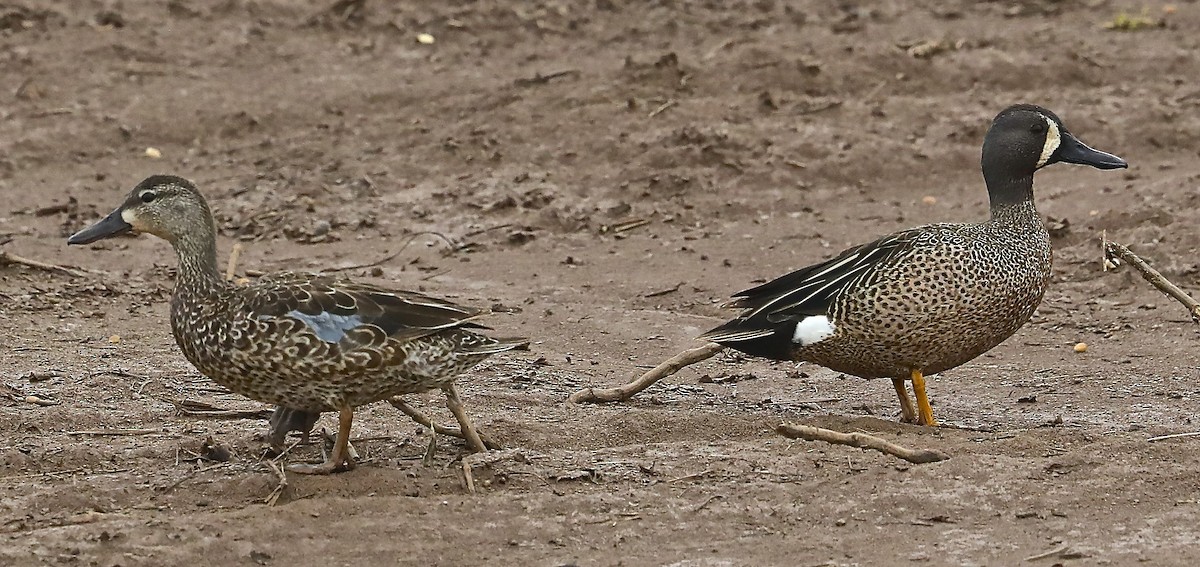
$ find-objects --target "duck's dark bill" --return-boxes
[67,209,132,245]
[1058,133,1128,170]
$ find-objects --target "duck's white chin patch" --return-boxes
[792,316,835,345]
[121,209,139,224]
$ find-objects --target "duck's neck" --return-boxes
[171,222,227,296]
[986,172,1040,225]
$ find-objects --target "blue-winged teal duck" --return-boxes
[69,175,526,474]
[701,104,1127,426]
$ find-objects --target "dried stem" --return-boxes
[0,250,95,278]
[386,397,501,450]
[225,242,243,281]
[263,459,288,506]
[776,423,949,464]
[569,342,725,404]
[1102,235,1200,322]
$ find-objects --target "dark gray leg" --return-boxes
[268,406,322,452]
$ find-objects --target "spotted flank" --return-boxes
[700,104,1126,426]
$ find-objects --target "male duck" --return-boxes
[69,175,526,474]
[700,104,1126,426]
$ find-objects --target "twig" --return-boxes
[186,408,273,419]
[669,469,713,483]
[795,100,843,116]
[66,429,159,436]
[862,80,889,101]
[386,397,501,450]
[643,282,683,298]
[690,494,722,512]
[0,250,95,278]
[462,223,512,238]
[569,342,725,404]
[305,0,365,25]
[602,218,651,234]
[648,99,677,118]
[173,399,273,420]
[224,242,243,281]
[1147,431,1200,442]
[31,108,75,118]
[513,69,580,87]
[156,462,230,494]
[1102,235,1200,322]
[458,449,528,494]
[776,423,949,464]
[703,38,736,60]
[1023,544,1071,562]
[264,459,288,506]
[462,460,476,494]
[321,231,461,273]
[796,397,842,405]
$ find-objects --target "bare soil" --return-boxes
[3,1,1200,565]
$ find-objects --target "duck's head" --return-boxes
[68,175,212,246]
[982,104,1127,178]
[980,104,1126,208]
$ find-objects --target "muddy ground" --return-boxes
[2,0,1200,565]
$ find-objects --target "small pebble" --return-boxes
[144,147,162,159]
[109,334,121,344]
[921,195,937,205]
[417,33,435,44]
[1073,342,1088,353]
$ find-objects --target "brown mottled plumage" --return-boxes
[69,175,526,474]
[701,104,1127,426]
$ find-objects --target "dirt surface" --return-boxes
[3,1,1200,565]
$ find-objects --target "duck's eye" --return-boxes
[1030,122,1046,134]
[139,191,156,203]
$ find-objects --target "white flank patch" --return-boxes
[792,315,835,345]
[1036,117,1060,168]
[121,209,139,224]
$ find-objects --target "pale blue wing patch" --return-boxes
[260,310,365,343]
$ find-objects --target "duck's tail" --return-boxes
[464,336,530,355]
[698,319,798,361]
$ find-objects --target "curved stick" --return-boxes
[776,423,949,464]
[1102,236,1200,322]
[569,342,725,404]
[386,397,501,450]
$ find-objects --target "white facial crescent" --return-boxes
[1036,117,1061,169]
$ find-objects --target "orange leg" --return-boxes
[288,405,356,474]
[911,369,938,427]
[892,378,917,423]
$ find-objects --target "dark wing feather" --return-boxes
[699,230,920,357]
[244,272,483,348]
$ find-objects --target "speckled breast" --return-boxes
[794,219,1052,379]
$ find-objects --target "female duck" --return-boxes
[701,104,1126,426]
[70,176,526,474]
